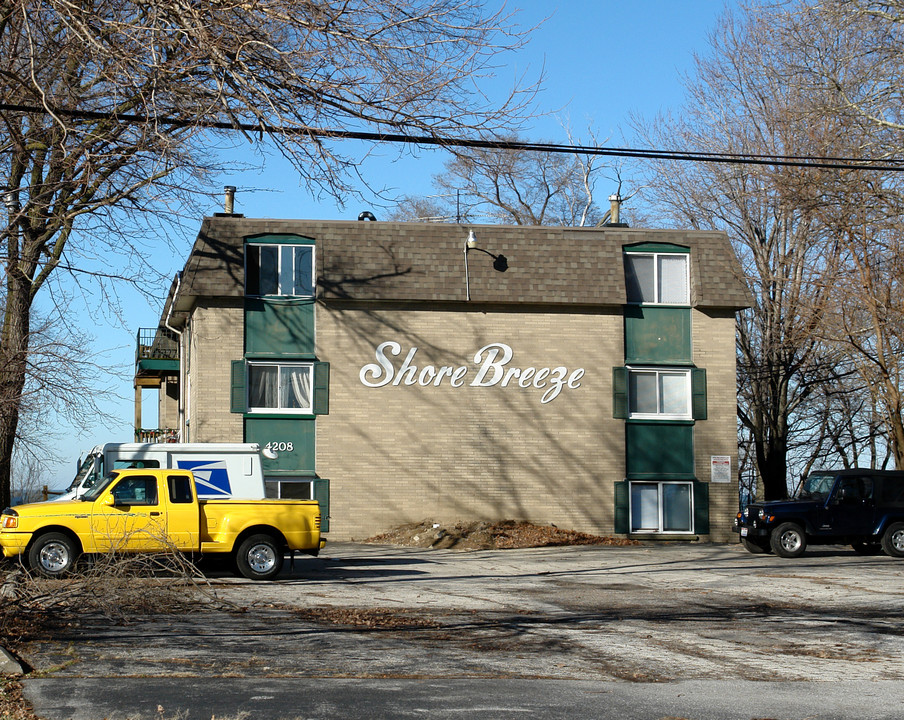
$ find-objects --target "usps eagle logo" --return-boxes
[176,459,232,497]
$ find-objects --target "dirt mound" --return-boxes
[364,519,640,551]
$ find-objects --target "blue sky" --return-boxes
[41,1,734,491]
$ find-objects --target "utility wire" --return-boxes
[2,102,904,172]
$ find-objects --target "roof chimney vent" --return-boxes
[224,186,237,214]
[609,193,621,225]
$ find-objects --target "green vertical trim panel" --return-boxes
[313,362,330,415]
[245,416,316,474]
[693,481,710,534]
[230,360,246,413]
[625,422,695,478]
[692,368,708,420]
[614,480,629,534]
[313,478,330,533]
[245,297,315,357]
[624,306,692,364]
[612,367,628,419]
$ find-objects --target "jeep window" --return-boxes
[837,476,873,502]
[797,472,836,500]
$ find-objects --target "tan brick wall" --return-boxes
[315,304,627,540]
[692,309,740,542]
[181,298,741,543]
[187,301,244,442]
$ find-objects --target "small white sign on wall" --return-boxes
[711,456,731,483]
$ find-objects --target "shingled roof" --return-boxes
[164,216,752,320]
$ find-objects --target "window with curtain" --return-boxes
[248,362,313,412]
[625,252,689,304]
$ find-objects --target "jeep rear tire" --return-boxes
[742,537,771,554]
[881,522,904,558]
[770,522,807,558]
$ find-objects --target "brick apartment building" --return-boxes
[135,216,751,541]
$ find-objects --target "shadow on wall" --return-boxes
[318,300,623,535]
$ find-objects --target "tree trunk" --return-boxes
[0,261,31,509]
[755,433,790,501]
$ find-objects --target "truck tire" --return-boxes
[770,522,807,558]
[235,534,284,581]
[742,537,771,554]
[28,532,79,577]
[881,522,904,558]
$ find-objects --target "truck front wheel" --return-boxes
[28,532,79,578]
[881,522,904,558]
[235,534,284,581]
[770,522,807,558]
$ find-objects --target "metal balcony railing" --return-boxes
[136,327,179,362]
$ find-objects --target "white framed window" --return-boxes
[247,362,314,413]
[246,243,314,297]
[630,481,694,534]
[628,367,691,419]
[625,252,689,304]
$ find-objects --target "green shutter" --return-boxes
[614,480,629,534]
[692,368,707,420]
[693,480,710,534]
[313,362,330,415]
[613,367,628,419]
[230,360,246,413]
[313,477,330,533]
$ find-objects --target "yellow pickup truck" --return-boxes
[0,468,324,580]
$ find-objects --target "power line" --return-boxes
[2,102,904,172]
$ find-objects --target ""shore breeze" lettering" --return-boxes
[359,341,584,404]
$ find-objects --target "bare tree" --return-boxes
[388,131,607,226]
[0,0,538,507]
[632,3,845,500]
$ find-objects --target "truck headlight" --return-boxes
[1,509,18,529]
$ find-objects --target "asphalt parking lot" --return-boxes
[19,540,904,719]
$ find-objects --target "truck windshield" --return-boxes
[796,472,836,500]
[80,471,120,502]
[69,453,101,492]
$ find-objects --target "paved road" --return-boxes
[19,541,904,719]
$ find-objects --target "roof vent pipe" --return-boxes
[608,193,621,225]
[224,186,236,214]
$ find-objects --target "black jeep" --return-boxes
[734,469,904,558]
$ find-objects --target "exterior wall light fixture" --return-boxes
[464,229,508,302]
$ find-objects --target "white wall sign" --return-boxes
[711,456,731,483]
[359,341,584,404]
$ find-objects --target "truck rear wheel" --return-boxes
[235,534,284,581]
[881,522,904,558]
[770,522,807,558]
[28,532,79,577]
